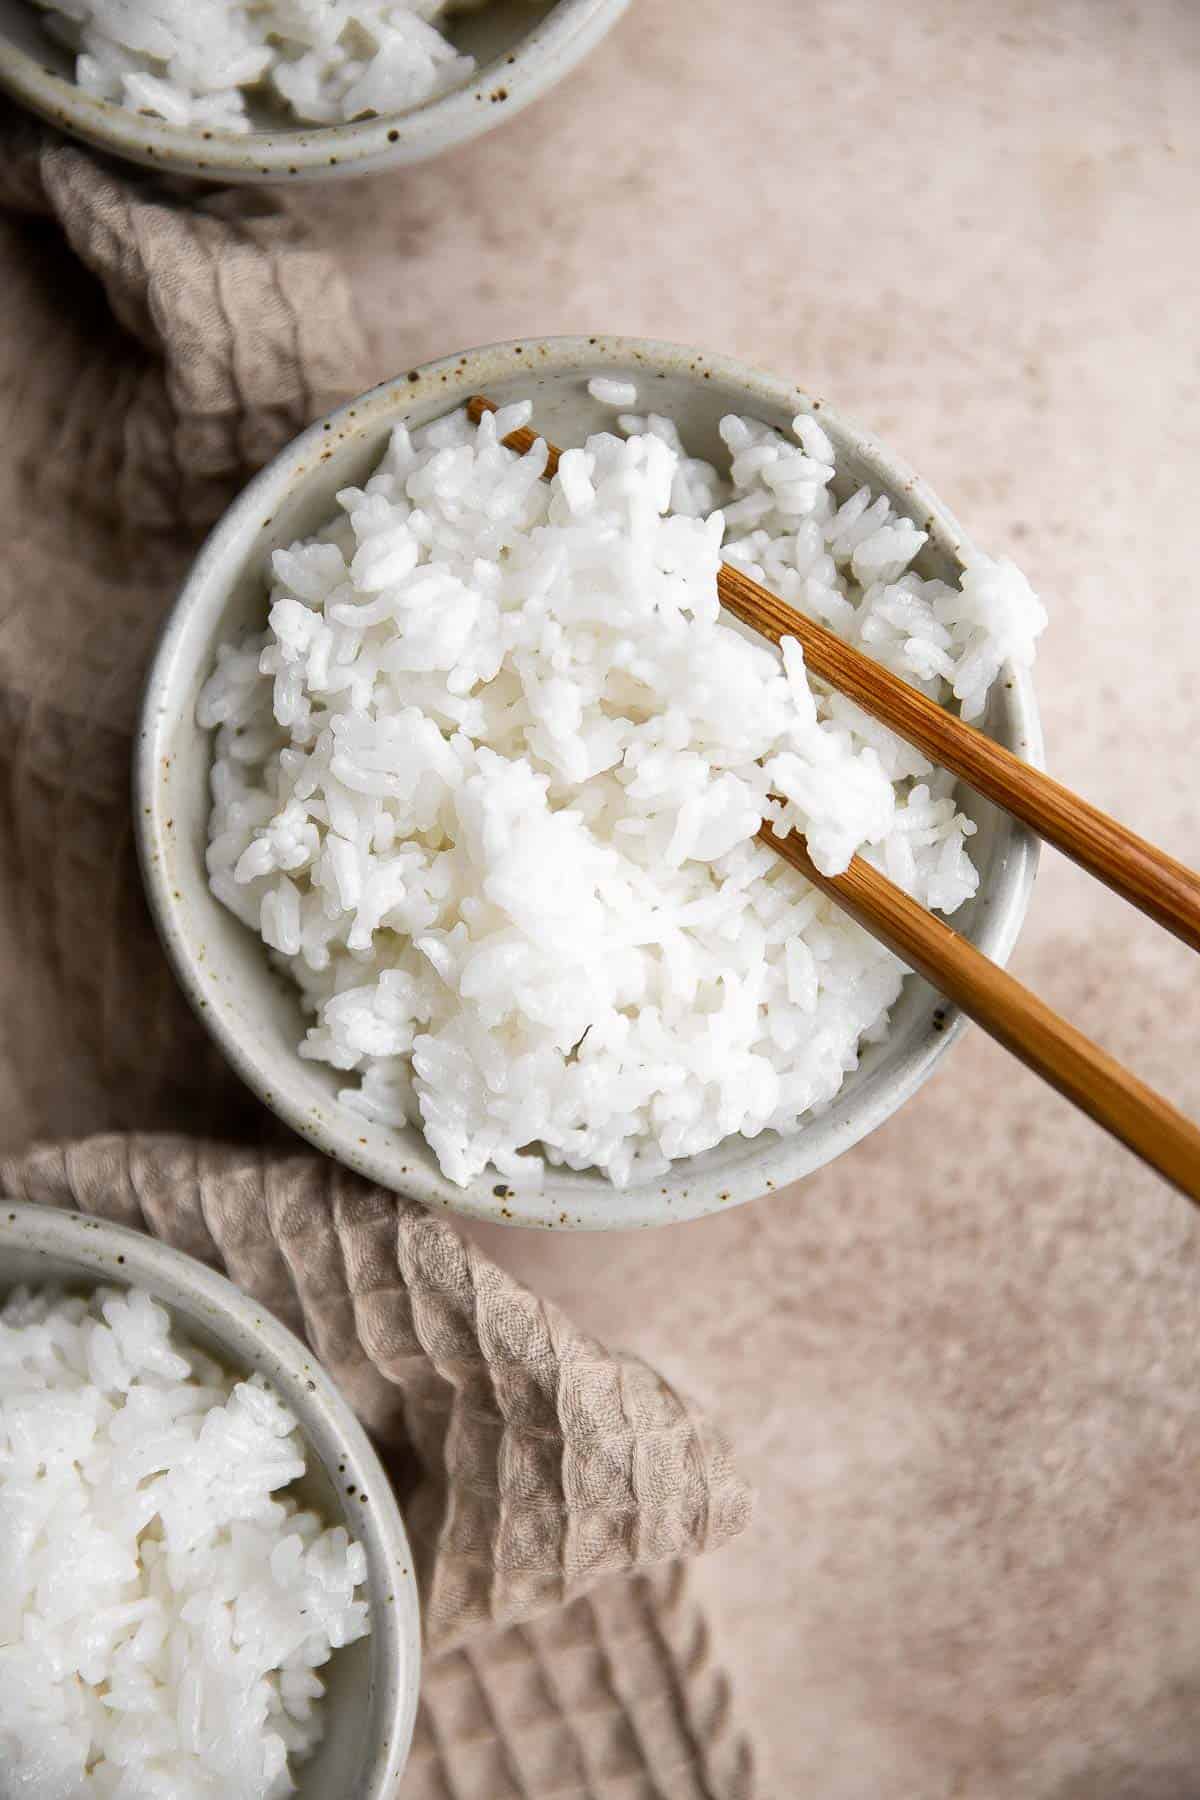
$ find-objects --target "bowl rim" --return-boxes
[0,1200,422,1798]
[0,0,629,181]
[136,332,1043,1231]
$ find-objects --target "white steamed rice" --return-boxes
[586,377,640,409]
[30,0,503,131]
[0,1285,369,1799]
[199,396,1045,1191]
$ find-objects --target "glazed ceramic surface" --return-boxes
[0,1202,422,1797]
[0,0,629,180]
[136,335,1043,1230]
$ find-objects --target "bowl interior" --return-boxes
[0,1206,419,1799]
[443,0,557,66]
[138,337,1041,1230]
[0,0,555,123]
[0,1,630,179]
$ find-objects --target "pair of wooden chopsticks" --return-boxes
[467,395,1200,1201]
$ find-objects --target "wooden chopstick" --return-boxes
[466,393,1200,1200]
[467,395,1200,954]
[765,828,1200,1200]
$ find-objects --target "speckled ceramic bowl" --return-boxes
[0,1202,421,1797]
[0,0,628,181]
[136,335,1043,1231]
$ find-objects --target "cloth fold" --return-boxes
[0,113,760,1798]
[0,105,372,531]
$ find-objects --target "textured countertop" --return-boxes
[294,3,1200,1791]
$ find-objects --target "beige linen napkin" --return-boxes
[0,113,759,1797]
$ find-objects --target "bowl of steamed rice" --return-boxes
[0,0,627,180]
[0,1202,420,1798]
[136,335,1045,1231]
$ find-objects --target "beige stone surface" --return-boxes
[295,1,1200,1792]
